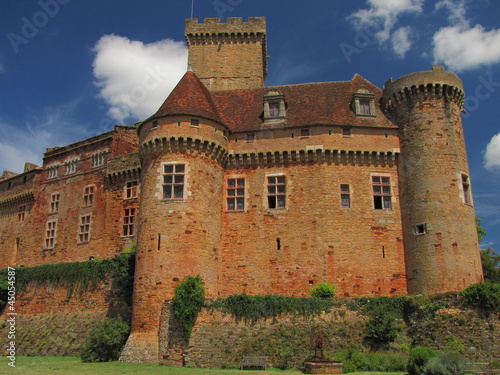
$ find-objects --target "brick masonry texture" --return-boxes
[0,17,484,366]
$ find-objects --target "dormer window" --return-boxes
[264,90,286,121]
[353,87,376,117]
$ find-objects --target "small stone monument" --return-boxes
[301,328,343,374]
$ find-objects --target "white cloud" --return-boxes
[485,133,500,170]
[92,35,188,123]
[349,0,424,45]
[391,26,413,58]
[433,25,500,71]
[432,0,500,71]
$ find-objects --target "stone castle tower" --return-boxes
[382,66,483,294]
[119,17,483,364]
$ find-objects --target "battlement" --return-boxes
[382,65,465,111]
[185,17,266,36]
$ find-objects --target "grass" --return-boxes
[0,356,407,375]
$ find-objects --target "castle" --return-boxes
[0,17,483,364]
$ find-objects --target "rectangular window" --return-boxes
[372,176,392,209]
[83,186,94,206]
[191,118,199,127]
[123,208,136,236]
[48,165,58,179]
[340,184,350,208]
[268,175,286,209]
[65,160,77,175]
[92,152,105,168]
[45,220,57,249]
[300,128,310,137]
[163,164,185,199]
[151,119,159,129]
[50,193,60,213]
[359,100,372,115]
[125,180,139,199]
[78,215,91,243]
[227,178,245,211]
[246,133,255,142]
[462,174,472,205]
[342,127,352,137]
[18,205,26,223]
[269,102,280,117]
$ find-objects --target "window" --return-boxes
[268,175,286,209]
[269,102,280,117]
[342,127,352,137]
[246,133,256,142]
[83,186,94,206]
[50,193,60,213]
[44,220,57,249]
[92,152,106,168]
[461,174,472,205]
[64,159,77,175]
[372,176,392,209]
[353,87,375,116]
[151,119,159,129]
[414,223,427,235]
[264,90,286,120]
[227,178,245,211]
[78,215,91,243]
[47,164,59,179]
[191,118,199,127]
[18,205,26,223]
[340,184,350,208]
[123,208,136,236]
[125,180,139,199]
[300,128,310,137]
[163,164,185,199]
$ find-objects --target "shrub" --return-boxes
[310,282,336,299]
[81,318,130,362]
[172,275,205,342]
[461,282,500,313]
[364,312,401,349]
[337,350,407,372]
[407,346,440,375]
[424,352,465,375]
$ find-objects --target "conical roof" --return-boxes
[151,71,223,124]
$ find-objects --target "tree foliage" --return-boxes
[81,318,130,362]
[310,282,337,299]
[461,282,500,313]
[480,248,500,283]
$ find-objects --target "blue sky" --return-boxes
[1,0,499,250]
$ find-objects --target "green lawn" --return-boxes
[0,356,406,375]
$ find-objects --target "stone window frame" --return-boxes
[83,185,95,207]
[263,90,286,121]
[352,87,376,117]
[64,157,79,175]
[122,207,136,237]
[340,184,351,208]
[459,173,473,206]
[226,175,246,212]
[47,163,60,179]
[50,192,60,214]
[44,219,57,249]
[124,180,139,199]
[371,174,393,210]
[266,173,287,210]
[78,214,92,244]
[91,149,108,168]
[161,162,186,201]
[17,204,26,223]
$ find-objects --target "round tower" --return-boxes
[121,71,228,364]
[382,65,483,295]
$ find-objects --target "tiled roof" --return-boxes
[152,70,223,124]
[152,71,395,132]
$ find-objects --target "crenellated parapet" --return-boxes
[140,135,228,166]
[381,65,465,112]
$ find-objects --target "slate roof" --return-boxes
[150,71,395,133]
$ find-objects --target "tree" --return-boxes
[476,217,487,243]
[480,248,500,283]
